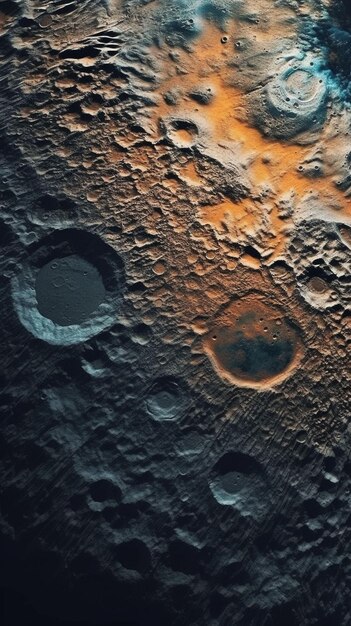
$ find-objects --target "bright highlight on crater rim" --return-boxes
[2,0,351,624]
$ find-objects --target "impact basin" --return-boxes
[12,229,125,346]
[204,293,303,389]
[254,54,328,139]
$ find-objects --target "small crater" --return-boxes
[130,323,151,345]
[175,430,205,457]
[38,13,53,28]
[209,451,270,520]
[307,276,328,294]
[145,377,187,421]
[163,118,200,149]
[152,260,166,275]
[300,269,334,310]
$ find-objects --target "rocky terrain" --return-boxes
[1,1,351,624]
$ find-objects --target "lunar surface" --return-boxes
[1,0,351,624]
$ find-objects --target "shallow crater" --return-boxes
[209,451,271,520]
[204,293,302,389]
[145,376,188,421]
[12,228,125,345]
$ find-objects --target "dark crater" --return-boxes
[36,256,105,326]
[30,228,125,296]
[12,228,125,344]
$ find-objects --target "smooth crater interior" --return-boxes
[35,255,106,326]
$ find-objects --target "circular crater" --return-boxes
[175,430,205,458]
[299,271,335,310]
[204,294,302,389]
[162,116,204,149]
[89,479,121,504]
[145,377,187,421]
[12,229,125,345]
[209,451,270,520]
[29,194,78,227]
[262,58,328,138]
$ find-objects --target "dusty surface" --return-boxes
[1,0,351,624]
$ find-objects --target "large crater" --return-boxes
[12,229,125,345]
[204,294,303,389]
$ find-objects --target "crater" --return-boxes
[29,194,78,227]
[89,479,121,503]
[259,56,328,138]
[300,272,334,310]
[337,225,351,250]
[145,377,187,421]
[163,117,200,149]
[175,430,205,457]
[209,451,270,520]
[12,229,124,345]
[283,69,321,103]
[204,294,302,389]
